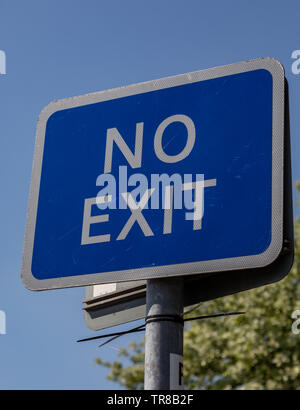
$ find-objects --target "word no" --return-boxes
[81,114,217,245]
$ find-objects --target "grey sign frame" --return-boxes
[22,58,285,290]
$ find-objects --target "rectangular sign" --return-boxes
[84,282,146,330]
[22,58,285,290]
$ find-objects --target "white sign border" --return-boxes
[22,57,284,290]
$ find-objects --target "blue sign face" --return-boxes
[22,58,285,290]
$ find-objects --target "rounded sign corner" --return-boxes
[254,233,283,270]
[21,270,41,292]
[38,100,61,127]
[256,57,285,82]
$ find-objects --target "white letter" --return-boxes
[104,122,144,173]
[163,185,174,234]
[96,173,116,209]
[183,178,217,230]
[150,173,183,210]
[117,189,154,240]
[154,114,195,163]
[81,197,110,245]
[0,310,6,335]
[0,50,6,75]
[292,310,300,335]
[291,50,300,75]
[170,353,184,390]
[127,173,149,209]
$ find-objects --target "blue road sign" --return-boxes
[22,58,285,290]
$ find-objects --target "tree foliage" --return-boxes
[95,188,300,390]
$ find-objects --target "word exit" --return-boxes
[81,177,217,245]
[81,114,217,245]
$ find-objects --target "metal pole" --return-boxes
[144,277,184,390]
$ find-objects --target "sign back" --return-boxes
[22,58,285,290]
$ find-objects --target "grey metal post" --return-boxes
[144,277,184,390]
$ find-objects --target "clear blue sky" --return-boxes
[0,0,300,389]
